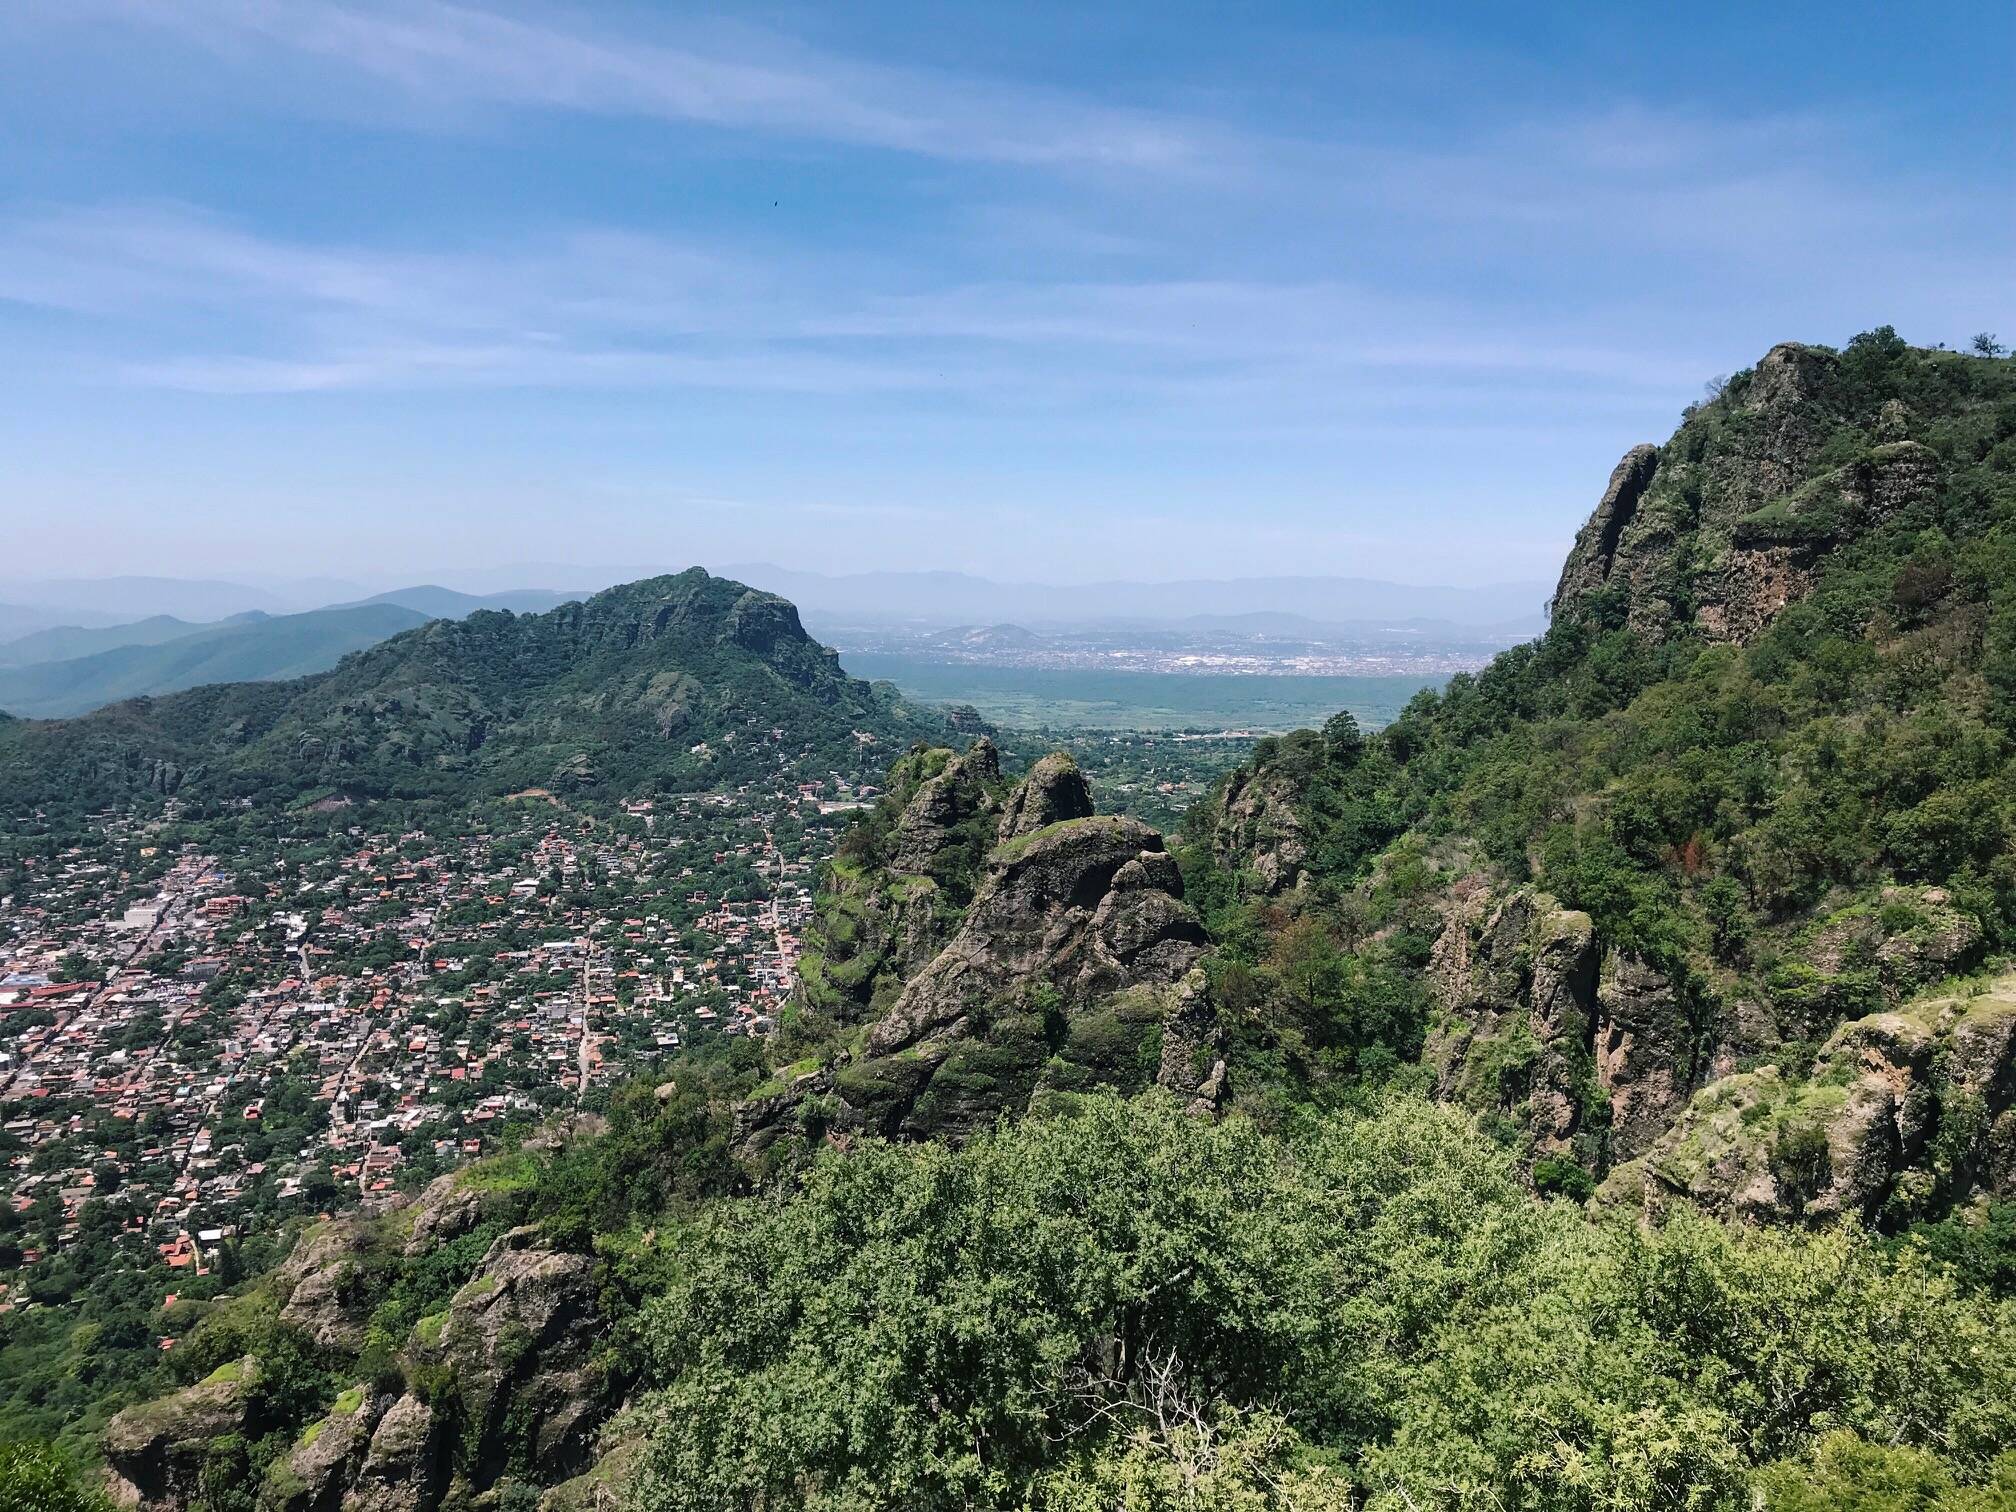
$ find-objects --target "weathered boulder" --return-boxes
[400,1171,484,1259]
[106,1358,263,1509]
[427,1229,606,1488]
[274,1220,377,1355]
[1605,982,2016,1225]
[261,1388,385,1512]
[341,1393,442,1512]
[996,752,1094,841]
[823,779,1212,1140]
[1207,758,1311,894]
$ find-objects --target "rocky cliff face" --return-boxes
[751,753,1221,1146]
[797,740,1012,1024]
[1205,754,1313,895]
[1423,878,1702,1164]
[1551,343,1942,642]
[102,1170,625,1512]
[105,1358,270,1508]
[1604,979,2016,1225]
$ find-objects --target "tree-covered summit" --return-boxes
[0,569,945,812]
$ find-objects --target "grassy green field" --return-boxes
[841,654,1446,731]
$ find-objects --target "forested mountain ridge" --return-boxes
[1186,328,2016,1216]
[0,604,430,719]
[0,571,945,810]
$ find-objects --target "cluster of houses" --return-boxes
[0,773,861,1280]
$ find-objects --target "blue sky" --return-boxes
[1,1,2008,588]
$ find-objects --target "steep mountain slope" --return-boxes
[56,332,2016,1512]
[0,571,943,809]
[1188,328,2016,1205]
[0,604,426,718]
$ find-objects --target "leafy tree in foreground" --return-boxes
[0,1441,114,1512]
[633,1091,2016,1511]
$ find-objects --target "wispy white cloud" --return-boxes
[0,202,1721,411]
[57,0,1209,170]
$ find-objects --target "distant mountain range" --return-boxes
[0,612,266,669]
[0,586,586,718]
[2,576,315,622]
[0,605,429,719]
[0,569,1545,719]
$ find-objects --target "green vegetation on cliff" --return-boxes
[1183,332,2016,1189]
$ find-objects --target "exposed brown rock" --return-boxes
[1207,759,1311,895]
[1697,441,1941,641]
[274,1221,376,1355]
[1592,953,1696,1161]
[262,1391,387,1512]
[888,739,1002,876]
[341,1394,442,1512]
[1425,883,1599,1152]
[1552,443,1661,611]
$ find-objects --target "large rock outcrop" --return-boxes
[106,1166,620,1512]
[1426,883,1601,1154]
[1551,342,1941,643]
[771,755,1221,1144]
[888,739,1006,877]
[996,751,1095,840]
[341,1393,443,1512]
[262,1388,386,1512]
[1697,441,1940,641]
[273,1229,610,1512]
[1552,443,1663,613]
[798,741,1010,1023]
[449,1231,605,1481]
[106,1359,265,1508]
[273,1221,378,1355]
[1604,980,2016,1225]
[1206,756,1312,895]
[1424,879,1703,1163]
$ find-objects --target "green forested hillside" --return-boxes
[0,571,945,811]
[0,614,235,671]
[1180,331,2016,1210]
